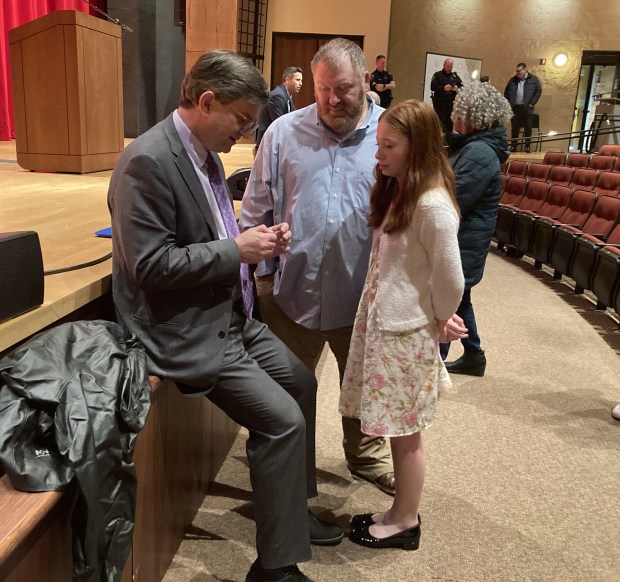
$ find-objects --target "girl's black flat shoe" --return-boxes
[348,522,421,551]
[350,513,374,528]
[350,513,421,530]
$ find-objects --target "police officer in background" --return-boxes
[370,54,395,109]
[431,58,463,137]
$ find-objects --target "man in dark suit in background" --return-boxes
[255,66,303,147]
[504,62,542,152]
[108,50,341,582]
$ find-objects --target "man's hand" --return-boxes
[444,84,453,91]
[438,314,469,343]
[268,222,291,255]
[235,223,291,264]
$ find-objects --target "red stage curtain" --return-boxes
[0,0,107,141]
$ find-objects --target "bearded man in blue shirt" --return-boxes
[240,38,396,496]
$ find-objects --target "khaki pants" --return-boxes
[256,275,393,479]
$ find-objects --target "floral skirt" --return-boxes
[339,237,451,437]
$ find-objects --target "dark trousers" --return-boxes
[511,105,534,150]
[433,100,454,137]
[205,311,317,569]
[440,288,482,359]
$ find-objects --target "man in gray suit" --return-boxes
[108,50,341,582]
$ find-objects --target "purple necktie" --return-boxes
[204,152,254,319]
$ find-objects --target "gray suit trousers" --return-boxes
[205,311,317,568]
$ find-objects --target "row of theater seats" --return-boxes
[494,148,620,323]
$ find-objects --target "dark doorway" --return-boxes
[270,33,364,109]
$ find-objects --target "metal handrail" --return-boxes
[511,125,618,152]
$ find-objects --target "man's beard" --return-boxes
[317,93,365,137]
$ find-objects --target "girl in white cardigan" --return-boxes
[341,99,466,551]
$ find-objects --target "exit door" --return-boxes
[571,59,619,151]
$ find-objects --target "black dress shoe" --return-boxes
[445,350,486,377]
[350,512,421,529]
[348,521,421,551]
[308,510,343,546]
[245,560,312,581]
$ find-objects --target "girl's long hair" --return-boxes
[368,99,458,234]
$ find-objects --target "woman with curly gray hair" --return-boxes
[440,82,512,376]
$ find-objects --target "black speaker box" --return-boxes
[0,231,44,323]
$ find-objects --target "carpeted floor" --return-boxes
[162,249,620,582]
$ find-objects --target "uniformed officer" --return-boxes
[370,54,396,109]
[431,58,463,137]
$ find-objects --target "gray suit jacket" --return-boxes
[108,114,241,393]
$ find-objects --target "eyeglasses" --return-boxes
[226,101,259,136]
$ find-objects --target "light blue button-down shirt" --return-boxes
[240,98,383,330]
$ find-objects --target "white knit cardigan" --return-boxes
[374,187,465,333]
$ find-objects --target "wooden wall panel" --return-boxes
[0,478,74,582]
[130,380,239,582]
[185,0,239,71]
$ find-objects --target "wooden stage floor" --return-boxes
[0,139,254,352]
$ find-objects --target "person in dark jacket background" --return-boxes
[440,82,512,376]
[430,58,463,137]
[255,66,303,147]
[370,54,395,109]
[503,62,542,152]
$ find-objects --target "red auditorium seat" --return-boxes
[591,228,620,316]
[598,144,620,157]
[495,177,528,250]
[500,173,508,195]
[571,222,620,295]
[506,160,528,177]
[550,194,620,279]
[499,176,528,206]
[570,168,599,190]
[500,161,508,174]
[495,180,549,247]
[565,153,591,169]
[543,151,566,165]
[513,184,573,255]
[530,189,597,268]
[588,155,616,172]
[547,165,574,186]
[595,172,620,198]
[527,162,551,181]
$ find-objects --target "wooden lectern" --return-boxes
[9,11,124,173]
